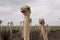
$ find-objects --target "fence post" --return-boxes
[21,5,31,40]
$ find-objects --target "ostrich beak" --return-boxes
[21,10,27,13]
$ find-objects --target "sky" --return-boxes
[0,0,60,26]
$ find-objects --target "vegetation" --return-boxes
[0,26,60,32]
[51,26,60,31]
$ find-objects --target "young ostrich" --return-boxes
[21,5,31,40]
[39,19,48,40]
[9,22,13,34]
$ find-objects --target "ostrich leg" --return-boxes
[39,19,48,40]
[21,5,31,40]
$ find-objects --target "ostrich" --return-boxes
[20,21,24,38]
[20,21,23,31]
[0,20,2,40]
[0,20,2,26]
[9,22,13,34]
[39,19,48,40]
[7,22,9,32]
[45,24,51,35]
[0,20,2,32]
[29,18,32,32]
[21,5,31,40]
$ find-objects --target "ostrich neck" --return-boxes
[24,14,30,31]
[24,13,30,40]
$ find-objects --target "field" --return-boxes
[0,26,60,40]
[0,26,60,32]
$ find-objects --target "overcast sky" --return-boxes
[0,0,60,26]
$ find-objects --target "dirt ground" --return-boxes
[0,30,60,40]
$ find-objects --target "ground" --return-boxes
[0,26,60,40]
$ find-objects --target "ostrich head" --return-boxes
[8,22,9,25]
[0,20,2,25]
[20,22,22,24]
[21,5,31,16]
[10,22,13,25]
[39,19,45,26]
